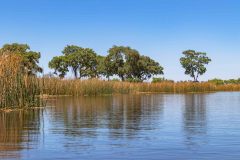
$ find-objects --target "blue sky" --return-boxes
[0,0,240,80]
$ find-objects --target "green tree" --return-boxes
[50,45,98,79]
[152,77,174,83]
[67,48,97,79]
[48,56,68,78]
[105,46,163,81]
[180,50,211,82]
[105,46,127,81]
[79,48,98,78]
[96,55,107,78]
[208,78,225,85]
[62,45,82,78]
[136,55,164,80]
[0,43,43,75]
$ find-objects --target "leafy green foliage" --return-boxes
[180,50,211,82]
[104,46,127,80]
[49,45,163,81]
[48,56,69,78]
[78,48,98,78]
[105,46,163,81]
[208,78,240,85]
[0,43,42,75]
[49,45,98,79]
[62,45,82,78]
[96,55,107,78]
[152,77,174,83]
[136,55,164,80]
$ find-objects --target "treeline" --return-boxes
[0,43,213,82]
[48,46,212,82]
[208,78,240,85]
[48,45,163,81]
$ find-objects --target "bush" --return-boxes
[152,77,174,83]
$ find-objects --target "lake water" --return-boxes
[1,92,240,160]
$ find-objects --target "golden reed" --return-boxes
[40,78,240,96]
[0,54,41,109]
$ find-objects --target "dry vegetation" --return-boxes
[40,78,240,96]
[0,54,41,109]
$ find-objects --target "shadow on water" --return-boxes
[0,109,42,159]
[182,94,208,147]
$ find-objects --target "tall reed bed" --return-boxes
[215,84,240,91]
[40,78,239,96]
[0,54,42,109]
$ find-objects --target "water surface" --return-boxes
[1,92,240,159]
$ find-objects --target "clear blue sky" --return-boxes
[0,0,240,80]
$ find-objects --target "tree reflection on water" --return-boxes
[182,94,208,147]
[48,95,164,150]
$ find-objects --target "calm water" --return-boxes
[1,92,240,160]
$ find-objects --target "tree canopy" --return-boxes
[105,46,163,81]
[49,45,99,79]
[48,56,69,78]
[180,50,211,82]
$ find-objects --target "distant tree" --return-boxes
[48,45,164,81]
[48,56,68,78]
[152,77,174,83]
[105,46,163,81]
[49,45,98,79]
[96,55,107,78]
[136,55,164,80]
[62,45,82,78]
[124,47,141,79]
[180,50,211,82]
[79,48,98,78]
[208,78,225,85]
[105,46,127,81]
[209,78,240,85]
[0,43,43,75]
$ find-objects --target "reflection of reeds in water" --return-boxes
[0,109,41,158]
[41,78,240,96]
[0,54,41,109]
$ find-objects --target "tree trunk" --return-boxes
[73,69,78,79]
[120,75,125,81]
